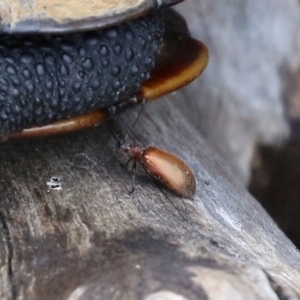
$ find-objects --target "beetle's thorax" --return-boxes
[120,142,145,159]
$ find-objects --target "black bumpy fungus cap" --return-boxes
[0,11,164,134]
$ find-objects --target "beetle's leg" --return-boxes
[121,157,133,170]
[129,160,137,194]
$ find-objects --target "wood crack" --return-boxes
[264,271,299,300]
[0,211,17,300]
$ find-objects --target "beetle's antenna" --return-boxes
[109,128,121,143]
[107,120,127,145]
[132,98,146,128]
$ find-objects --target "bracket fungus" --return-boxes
[0,0,208,140]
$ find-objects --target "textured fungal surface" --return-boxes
[0,11,163,134]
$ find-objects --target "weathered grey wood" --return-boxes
[1,0,300,299]
[0,103,300,299]
[176,0,300,182]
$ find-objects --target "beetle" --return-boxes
[119,141,196,199]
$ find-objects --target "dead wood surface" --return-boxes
[0,98,300,300]
[1,0,300,299]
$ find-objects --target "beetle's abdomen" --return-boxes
[0,11,163,134]
[143,147,196,199]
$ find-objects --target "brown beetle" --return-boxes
[120,141,196,199]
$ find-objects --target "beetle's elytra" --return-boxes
[120,142,196,199]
